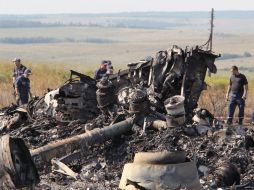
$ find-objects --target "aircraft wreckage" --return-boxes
[1,44,253,190]
[0,12,254,189]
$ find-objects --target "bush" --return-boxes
[243,51,252,57]
[219,53,241,60]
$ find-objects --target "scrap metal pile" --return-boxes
[0,45,254,190]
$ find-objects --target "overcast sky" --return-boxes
[0,0,253,14]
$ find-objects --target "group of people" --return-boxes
[10,58,254,125]
[11,58,32,106]
[11,58,114,106]
[94,60,114,80]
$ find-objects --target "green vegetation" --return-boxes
[0,60,87,107]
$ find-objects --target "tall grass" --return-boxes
[199,73,254,121]
[1,61,253,121]
[0,60,92,107]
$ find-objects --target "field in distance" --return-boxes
[0,11,254,70]
[0,12,253,117]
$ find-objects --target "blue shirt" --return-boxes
[94,68,107,80]
[16,76,30,97]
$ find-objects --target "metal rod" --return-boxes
[209,8,214,51]
[31,117,134,164]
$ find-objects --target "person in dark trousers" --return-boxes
[15,69,32,106]
[94,61,108,80]
[226,66,248,125]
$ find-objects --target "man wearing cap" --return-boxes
[94,61,108,80]
[15,69,32,105]
[12,58,27,98]
[12,58,27,84]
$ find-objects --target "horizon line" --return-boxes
[1,9,254,16]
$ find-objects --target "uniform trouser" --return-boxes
[227,94,245,124]
[17,93,29,106]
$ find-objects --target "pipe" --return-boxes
[31,117,134,164]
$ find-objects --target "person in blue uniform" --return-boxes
[15,69,32,105]
[94,61,108,80]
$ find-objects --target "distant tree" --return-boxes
[243,51,252,57]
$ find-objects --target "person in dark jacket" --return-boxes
[15,69,32,105]
[94,61,108,80]
[226,66,248,125]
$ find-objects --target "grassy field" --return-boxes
[1,60,253,121]
[0,12,253,120]
[200,70,254,120]
[0,60,70,106]
[0,12,254,69]
[0,26,254,67]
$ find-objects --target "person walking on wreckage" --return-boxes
[15,68,32,106]
[226,66,248,126]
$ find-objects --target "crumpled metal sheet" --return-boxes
[119,151,201,190]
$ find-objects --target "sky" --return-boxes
[0,0,253,14]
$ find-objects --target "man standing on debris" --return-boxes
[94,60,108,80]
[226,66,248,125]
[15,69,32,105]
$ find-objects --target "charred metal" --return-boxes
[0,44,253,190]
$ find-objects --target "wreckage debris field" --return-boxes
[0,46,254,190]
[1,110,254,189]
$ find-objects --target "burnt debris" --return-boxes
[0,45,253,190]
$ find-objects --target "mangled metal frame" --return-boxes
[24,44,219,125]
[101,45,220,121]
[28,70,100,123]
